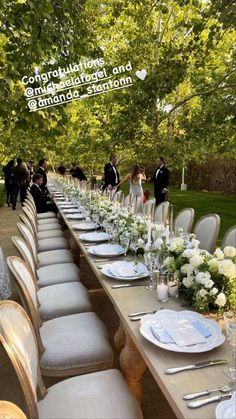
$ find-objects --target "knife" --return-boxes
[187,392,232,408]
[111,283,147,289]
[165,359,228,374]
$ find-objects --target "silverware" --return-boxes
[187,392,232,408]
[129,308,163,321]
[165,359,228,374]
[129,310,158,317]
[183,382,234,400]
[111,283,147,289]
[93,259,111,262]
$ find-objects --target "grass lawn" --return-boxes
[121,183,236,244]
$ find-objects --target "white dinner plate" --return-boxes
[72,222,98,231]
[79,232,108,242]
[140,310,225,353]
[67,214,84,220]
[88,244,124,257]
[63,208,79,214]
[101,261,149,281]
[215,392,236,419]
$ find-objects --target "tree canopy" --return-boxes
[0,0,235,172]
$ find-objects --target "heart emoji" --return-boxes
[135,69,147,80]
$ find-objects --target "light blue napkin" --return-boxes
[150,320,212,344]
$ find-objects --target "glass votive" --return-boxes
[157,274,168,303]
[167,275,178,297]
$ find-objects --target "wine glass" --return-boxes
[120,234,130,256]
[144,250,155,290]
[224,311,236,380]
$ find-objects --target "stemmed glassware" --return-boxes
[120,234,130,256]
[223,311,236,380]
[130,232,139,265]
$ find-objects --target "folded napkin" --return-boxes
[109,262,148,278]
[63,209,79,213]
[93,244,124,255]
[150,319,211,347]
[67,214,84,219]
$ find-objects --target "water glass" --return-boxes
[223,311,236,380]
[120,234,130,256]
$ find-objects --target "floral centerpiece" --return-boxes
[164,236,236,313]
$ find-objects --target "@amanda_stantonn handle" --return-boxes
[187,393,232,408]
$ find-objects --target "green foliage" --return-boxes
[0,0,235,170]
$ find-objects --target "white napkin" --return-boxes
[164,319,207,346]
[109,261,148,278]
[92,244,124,255]
[63,209,79,213]
[67,214,84,219]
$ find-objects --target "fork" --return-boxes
[183,382,234,400]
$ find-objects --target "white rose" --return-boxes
[224,246,236,258]
[180,263,194,275]
[191,238,200,248]
[195,271,211,285]
[182,248,197,259]
[169,238,184,252]
[218,260,236,279]
[204,279,214,289]
[215,292,227,307]
[164,256,174,267]
[198,289,208,298]
[189,254,204,268]
[137,238,144,247]
[208,258,220,273]
[154,238,163,249]
[169,241,177,252]
[209,287,218,296]
[183,276,194,288]
[199,249,210,257]
[214,248,225,260]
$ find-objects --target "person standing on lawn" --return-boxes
[148,157,170,205]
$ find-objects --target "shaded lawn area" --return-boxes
[0,182,5,207]
[121,183,236,244]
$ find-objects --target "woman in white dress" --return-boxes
[116,164,146,197]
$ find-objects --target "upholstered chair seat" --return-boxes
[37,369,142,419]
[37,237,69,252]
[37,212,56,220]
[37,218,60,226]
[38,282,92,320]
[37,263,80,287]
[37,229,64,240]
[38,249,73,267]
[37,223,62,232]
[39,312,113,375]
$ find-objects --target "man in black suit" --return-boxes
[30,174,57,213]
[149,157,170,205]
[36,159,47,193]
[69,163,87,181]
[103,154,120,190]
[10,158,28,210]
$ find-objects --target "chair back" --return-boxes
[143,199,155,219]
[174,208,195,233]
[222,225,236,248]
[113,190,123,203]
[194,214,220,253]
[19,213,36,238]
[0,300,46,419]
[12,236,36,277]
[23,200,36,217]
[22,206,38,236]
[17,222,38,264]
[153,201,169,224]
[6,257,43,338]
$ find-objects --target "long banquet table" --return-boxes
[54,196,232,419]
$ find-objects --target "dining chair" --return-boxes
[194,214,220,253]
[174,208,195,233]
[24,193,56,220]
[22,206,63,237]
[222,225,236,248]
[17,222,74,267]
[143,199,155,220]
[12,236,80,287]
[0,401,27,419]
[19,212,64,240]
[23,202,60,227]
[0,301,142,419]
[153,201,169,224]
[7,256,91,321]
[4,259,114,378]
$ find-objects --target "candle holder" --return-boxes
[157,274,168,302]
[167,273,178,297]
